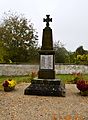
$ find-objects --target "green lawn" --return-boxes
[0,75,31,90]
[56,74,88,83]
[56,74,74,83]
[0,74,88,90]
[0,75,31,84]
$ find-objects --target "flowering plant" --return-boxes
[76,80,88,92]
[3,79,16,88]
[30,71,37,80]
[71,72,83,84]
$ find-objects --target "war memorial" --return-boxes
[24,15,65,96]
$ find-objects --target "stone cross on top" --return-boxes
[43,15,52,27]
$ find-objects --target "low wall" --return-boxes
[55,64,88,74]
[0,64,88,76]
[0,64,39,76]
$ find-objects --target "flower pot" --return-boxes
[4,86,15,92]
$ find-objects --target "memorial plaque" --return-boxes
[40,55,53,69]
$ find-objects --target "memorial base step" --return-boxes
[24,79,66,97]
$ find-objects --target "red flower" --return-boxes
[77,80,88,91]
[3,81,9,87]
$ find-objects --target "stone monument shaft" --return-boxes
[42,15,53,50]
[38,15,55,79]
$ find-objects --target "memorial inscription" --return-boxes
[40,55,53,69]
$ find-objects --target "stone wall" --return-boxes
[0,64,39,76]
[55,64,88,74]
[0,64,88,76]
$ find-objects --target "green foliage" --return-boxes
[0,11,88,64]
[75,46,88,65]
[76,46,85,55]
[0,11,38,63]
[80,91,88,96]
[68,46,88,65]
[54,41,69,63]
[0,76,31,85]
[0,74,87,88]
[0,41,7,63]
[76,54,88,65]
[27,46,39,63]
[71,72,83,84]
[56,74,75,83]
[53,42,88,64]
[68,52,76,64]
[56,74,88,84]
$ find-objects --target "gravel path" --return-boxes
[0,83,88,120]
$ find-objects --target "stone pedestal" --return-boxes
[24,15,66,97]
[24,79,65,97]
[38,50,55,79]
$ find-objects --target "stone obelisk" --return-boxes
[24,15,65,97]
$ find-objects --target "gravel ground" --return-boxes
[0,83,88,120]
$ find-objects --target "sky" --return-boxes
[0,0,88,51]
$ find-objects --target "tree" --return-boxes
[75,46,88,64]
[27,46,40,63]
[54,41,69,63]
[77,54,88,65]
[68,52,77,64]
[76,46,85,55]
[0,41,7,63]
[0,11,38,63]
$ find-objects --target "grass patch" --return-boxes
[0,75,31,90]
[56,74,74,83]
[56,74,88,84]
[0,74,88,89]
[0,75,31,84]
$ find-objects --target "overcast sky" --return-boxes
[0,0,88,51]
